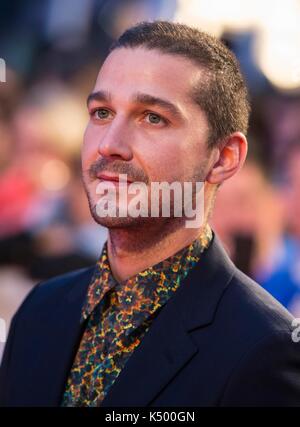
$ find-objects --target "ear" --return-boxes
[206,132,248,185]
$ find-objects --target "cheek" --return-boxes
[139,141,186,182]
[141,128,203,182]
[151,136,203,182]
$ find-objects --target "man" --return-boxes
[0,21,300,407]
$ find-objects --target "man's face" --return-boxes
[82,47,212,227]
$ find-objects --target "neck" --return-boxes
[107,218,208,283]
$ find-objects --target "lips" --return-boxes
[97,173,132,183]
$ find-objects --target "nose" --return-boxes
[97,118,133,161]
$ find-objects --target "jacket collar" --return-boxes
[175,231,235,331]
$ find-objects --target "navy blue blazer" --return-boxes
[1,232,300,407]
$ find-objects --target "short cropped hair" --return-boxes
[110,21,251,148]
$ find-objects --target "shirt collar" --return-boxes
[81,223,213,322]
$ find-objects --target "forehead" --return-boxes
[94,47,203,103]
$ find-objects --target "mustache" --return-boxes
[88,159,150,185]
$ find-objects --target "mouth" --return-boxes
[97,173,133,184]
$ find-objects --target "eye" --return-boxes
[91,108,112,120]
[144,112,166,125]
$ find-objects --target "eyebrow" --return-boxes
[86,90,184,120]
[132,92,183,120]
[87,90,111,106]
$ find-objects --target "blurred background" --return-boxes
[1,0,300,360]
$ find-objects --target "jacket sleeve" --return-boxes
[0,284,41,406]
[219,330,300,406]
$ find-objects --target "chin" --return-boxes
[90,205,151,229]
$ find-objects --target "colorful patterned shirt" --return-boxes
[62,224,213,406]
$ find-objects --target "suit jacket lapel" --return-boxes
[101,293,198,407]
[22,266,95,406]
[101,233,235,407]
